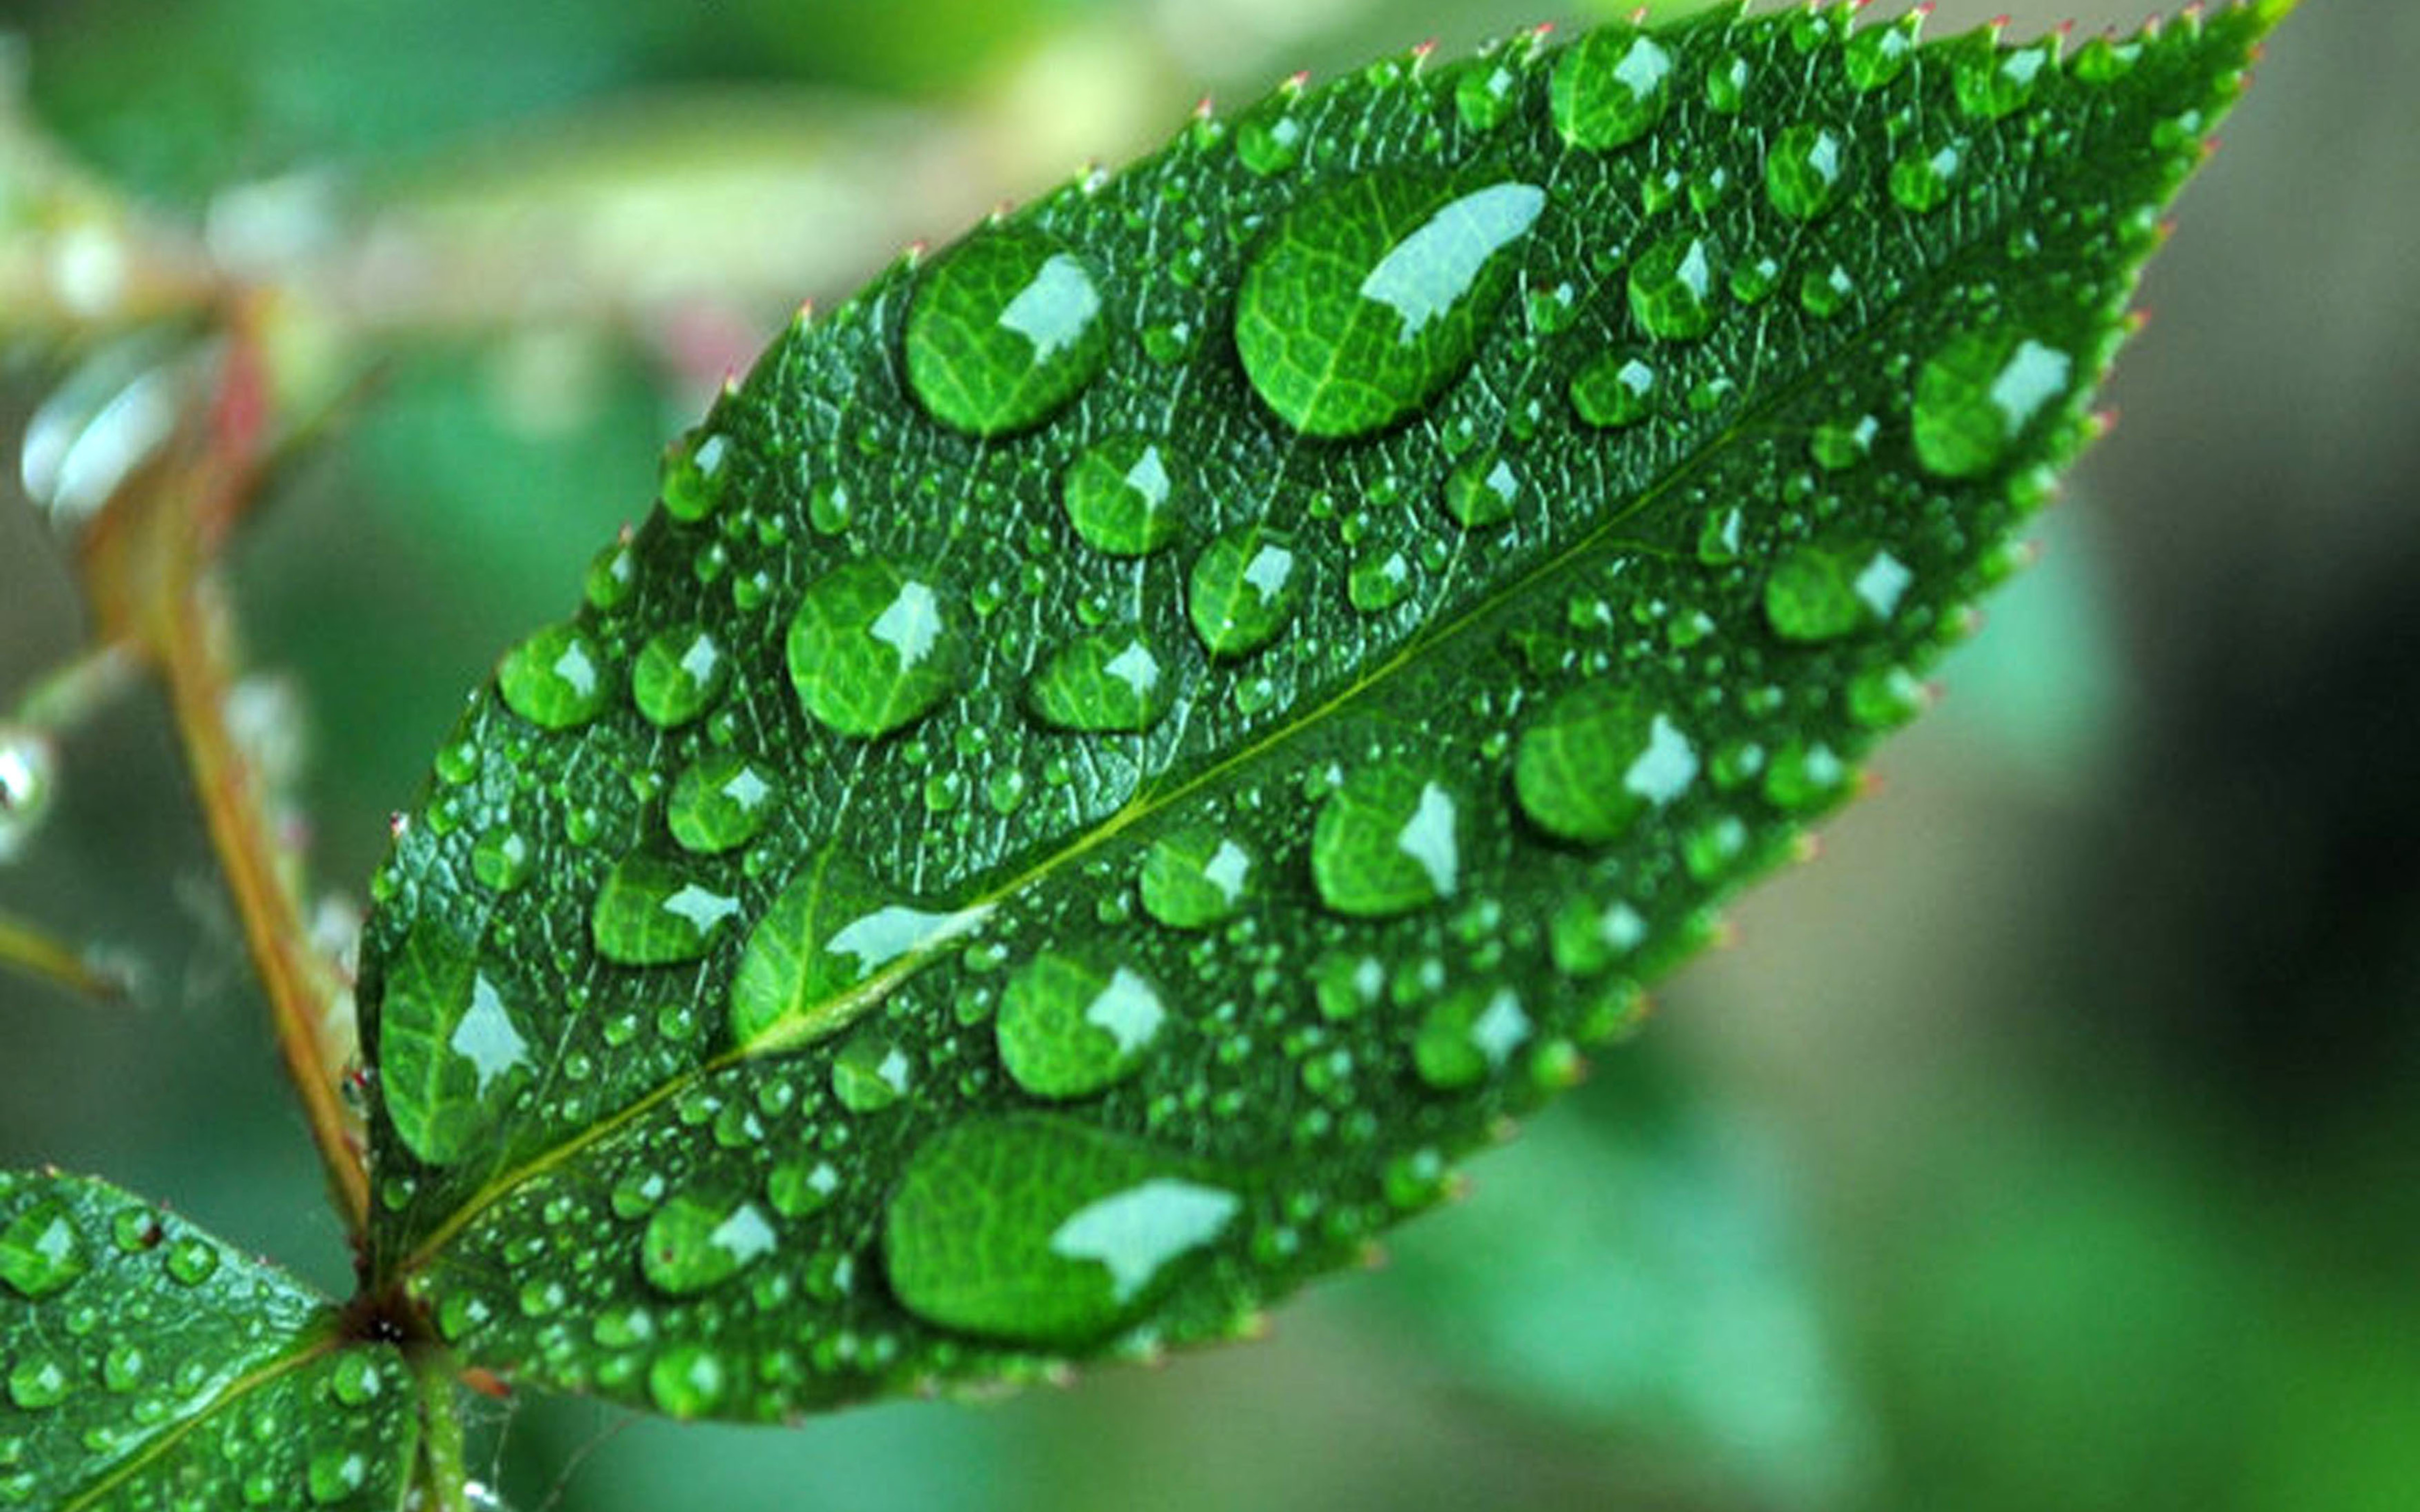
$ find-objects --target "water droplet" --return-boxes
[1764,739,1851,814]
[1454,59,1521,134]
[768,1158,840,1219]
[1764,124,1849,221]
[1890,142,1962,214]
[1628,232,1721,342]
[1413,986,1531,1090]
[1187,527,1302,659]
[0,1199,87,1300]
[163,1235,218,1286]
[470,827,535,893]
[1347,548,1413,613]
[1551,896,1648,977]
[307,1447,368,1504]
[642,1189,778,1297]
[1140,826,1256,929]
[1955,38,2055,122]
[584,539,637,611]
[884,1114,1238,1345]
[667,752,778,855]
[1235,103,1305,176]
[1235,173,1544,438]
[1705,53,1751,114]
[833,1029,912,1112]
[1442,453,1521,529]
[659,430,730,524]
[1062,435,1185,556]
[1811,413,1880,471]
[1549,26,1673,151]
[1912,331,2073,478]
[379,921,533,1165]
[1798,262,1857,319]
[1028,628,1177,733]
[1844,13,1920,91]
[1569,351,1657,429]
[903,227,1108,437]
[648,1343,726,1419]
[0,727,57,864]
[1514,684,1696,844]
[997,953,1166,1100]
[729,851,986,1049]
[328,1353,386,1409]
[786,558,966,739]
[1311,765,1459,918]
[631,626,727,729]
[6,1355,68,1411]
[1763,543,1912,642]
[498,622,610,731]
[591,857,740,966]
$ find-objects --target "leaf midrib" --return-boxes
[58,1330,339,1512]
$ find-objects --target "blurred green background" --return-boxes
[2,1,2415,1508]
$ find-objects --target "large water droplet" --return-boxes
[648,1343,727,1418]
[591,857,741,966]
[6,1355,69,1411]
[996,953,1166,1100]
[0,1199,87,1300]
[786,558,966,739]
[1062,435,1185,557]
[1028,629,1177,733]
[641,1189,778,1297]
[1139,826,1255,930]
[1764,124,1849,221]
[631,625,727,730]
[1311,765,1460,917]
[903,227,1109,438]
[1955,37,2055,121]
[833,1029,912,1113]
[1628,232,1722,342]
[1187,526,1302,659]
[729,850,987,1050]
[883,1115,1238,1345]
[379,921,533,1165]
[1763,542,1912,642]
[1549,27,1673,151]
[1234,173,1544,438]
[1912,331,2073,478]
[1844,12,1919,91]
[498,622,610,730]
[1514,684,1696,844]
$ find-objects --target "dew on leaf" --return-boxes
[1442,453,1521,529]
[833,1030,912,1113]
[997,952,1166,1100]
[1514,683,1694,844]
[5,1356,68,1411]
[1346,548,1413,613]
[1763,543,1912,642]
[786,558,966,739]
[379,921,534,1165]
[1311,765,1460,917]
[641,1190,778,1297]
[498,622,610,731]
[1956,37,2056,121]
[470,827,535,893]
[1187,527,1302,659]
[1413,986,1531,1090]
[1843,12,1919,90]
[163,1234,219,1287]
[1453,59,1521,134]
[1570,351,1658,429]
[1062,435,1185,556]
[306,1447,368,1505]
[1550,895,1648,977]
[728,853,985,1050]
[1891,143,1962,213]
[658,430,730,524]
[0,1198,88,1300]
[1234,173,1543,438]
[591,856,740,966]
[1235,103,1305,177]
[648,1343,727,1419]
[1628,232,1721,342]
[666,752,778,856]
[631,625,727,730]
[1912,331,2074,478]
[903,227,1109,438]
[1549,26,1674,151]
[1765,123,1849,220]
[883,1114,1238,1345]
[1028,628,1177,733]
[767,1159,841,1220]
[1139,825,1255,929]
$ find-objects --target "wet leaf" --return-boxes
[0,1170,419,1509]
[356,2,2286,1419]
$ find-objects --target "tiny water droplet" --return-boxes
[1514,684,1696,844]
[1311,765,1460,918]
[1062,435,1186,556]
[786,558,966,739]
[1705,53,1751,114]
[667,752,778,855]
[997,953,1166,1100]
[1550,26,1673,151]
[1235,172,1543,438]
[904,227,1109,437]
[1028,628,1177,733]
[591,856,740,966]
[1235,104,1305,176]
[498,622,610,731]
[1187,527,1302,659]
[1454,59,1521,134]
[884,1114,1238,1345]
[1551,896,1648,977]
[584,539,637,610]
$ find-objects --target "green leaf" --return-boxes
[0,1170,420,1508]
[357,1,2284,1419]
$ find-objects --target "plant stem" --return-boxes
[410,1348,472,1512]
[0,908,124,1001]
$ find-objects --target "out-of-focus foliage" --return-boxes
[4,2,2416,1509]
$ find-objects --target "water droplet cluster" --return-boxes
[356,0,2268,1420]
